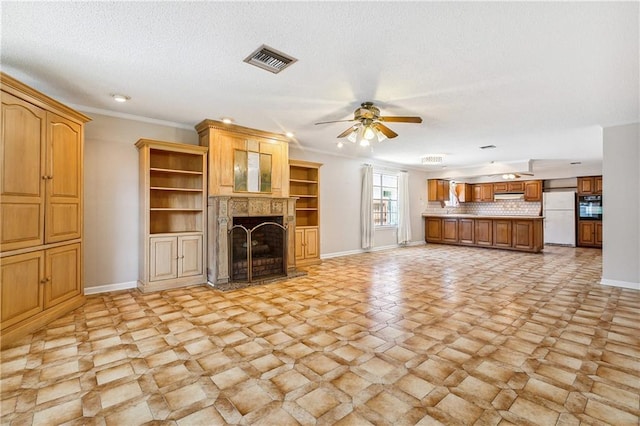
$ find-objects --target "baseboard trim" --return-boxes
[84,281,138,295]
[321,241,425,259]
[600,278,640,291]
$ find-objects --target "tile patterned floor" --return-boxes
[1,245,639,425]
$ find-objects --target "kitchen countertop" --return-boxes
[422,213,544,220]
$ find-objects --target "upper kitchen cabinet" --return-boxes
[427,179,450,202]
[494,181,525,193]
[472,183,494,202]
[455,183,473,203]
[195,120,289,198]
[578,176,602,195]
[523,180,542,201]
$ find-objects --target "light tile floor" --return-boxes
[1,245,639,425]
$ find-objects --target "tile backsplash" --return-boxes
[423,199,541,216]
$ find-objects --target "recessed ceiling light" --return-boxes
[111,94,130,103]
[285,132,294,138]
[221,118,233,124]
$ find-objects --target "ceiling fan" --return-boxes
[490,172,535,180]
[315,101,422,146]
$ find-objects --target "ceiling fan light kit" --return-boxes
[316,101,422,148]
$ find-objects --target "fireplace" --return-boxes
[230,216,286,282]
[206,196,297,286]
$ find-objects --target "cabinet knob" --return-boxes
[40,277,50,284]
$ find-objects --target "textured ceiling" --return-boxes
[2,1,638,176]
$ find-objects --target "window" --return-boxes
[373,172,398,226]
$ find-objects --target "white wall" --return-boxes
[83,113,198,290]
[289,146,429,256]
[601,123,640,290]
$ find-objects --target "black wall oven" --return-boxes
[578,195,603,220]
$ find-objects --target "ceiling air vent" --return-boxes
[480,144,497,150]
[243,45,297,74]
[421,155,445,165]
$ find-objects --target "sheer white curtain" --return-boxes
[397,171,412,245]
[361,165,374,250]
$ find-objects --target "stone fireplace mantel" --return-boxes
[207,196,297,285]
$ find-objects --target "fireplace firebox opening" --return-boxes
[230,216,286,282]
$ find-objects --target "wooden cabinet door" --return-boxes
[1,251,45,329]
[494,182,508,193]
[578,221,596,245]
[456,183,472,203]
[458,219,474,244]
[178,234,203,277]
[45,113,82,243]
[303,227,319,259]
[425,218,442,242]
[44,243,81,309]
[512,221,534,250]
[524,181,542,201]
[1,92,46,251]
[594,176,603,194]
[481,184,494,202]
[442,219,458,243]
[150,236,178,281]
[578,177,593,194]
[493,220,512,248]
[508,182,525,192]
[475,219,493,246]
[472,185,482,202]
[595,222,603,246]
[294,228,305,261]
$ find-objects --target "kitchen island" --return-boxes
[423,214,544,253]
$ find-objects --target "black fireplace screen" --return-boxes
[230,216,287,282]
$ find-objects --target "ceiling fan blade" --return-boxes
[372,123,398,139]
[315,119,357,125]
[379,116,423,123]
[336,126,357,138]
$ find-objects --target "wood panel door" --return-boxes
[294,228,305,262]
[493,220,512,248]
[512,221,534,250]
[595,222,603,246]
[425,218,442,242]
[578,177,594,194]
[1,92,46,251]
[524,181,542,201]
[442,218,458,243]
[578,221,596,246]
[44,243,81,309]
[150,236,178,281]
[458,219,474,245]
[303,227,319,259]
[594,176,603,194]
[45,113,82,243]
[1,251,45,329]
[475,219,493,246]
[178,234,203,277]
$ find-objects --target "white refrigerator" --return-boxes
[542,192,576,246]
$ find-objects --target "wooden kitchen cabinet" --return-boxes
[524,180,542,201]
[442,218,458,243]
[455,183,473,203]
[458,219,474,245]
[428,179,450,202]
[493,220,513,248]
[475,219,493,246]
[577,176,603,195]
[578,221,602,248]
[1,73,89,349]
[495,181,526,193]
[512,220,535,250]
[425,217,443,242]
[472,184,494,202]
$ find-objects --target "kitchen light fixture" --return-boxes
[502,174,517,180]
[285,131,294,138]
[111,94,130,103]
